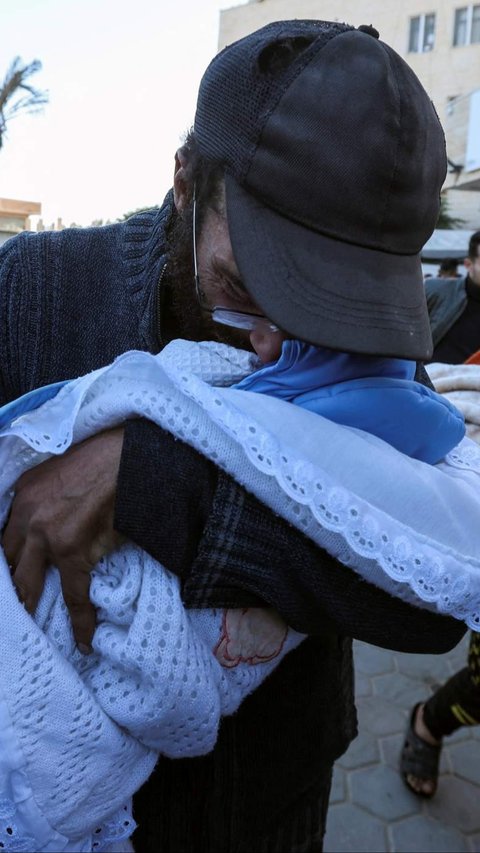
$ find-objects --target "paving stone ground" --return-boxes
[324,634,480,853]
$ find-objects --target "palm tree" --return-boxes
[0,57,48,150]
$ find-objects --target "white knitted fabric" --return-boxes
[1,340,480,850]
[0,342,306,851]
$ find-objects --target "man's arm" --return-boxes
[117,419,465,655]
[4,417,464,654]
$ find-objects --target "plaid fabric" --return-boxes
[181,472,464,652]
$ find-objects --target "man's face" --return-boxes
[171,155,287,362]
[194,204,288,363]
[465,246,480,287]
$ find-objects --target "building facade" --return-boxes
[0,197,41,247]
[219,0,480,227]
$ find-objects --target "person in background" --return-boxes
[437,257,460,278]
[426,231,480,363]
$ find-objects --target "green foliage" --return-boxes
[0,57,48,150]
[117,206,158,222]
[436,194,465,229]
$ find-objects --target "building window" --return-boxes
[408,13,436,52]
[472,4,480,40]
[454,5,480,45]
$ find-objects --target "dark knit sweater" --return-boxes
[0,199,465,852]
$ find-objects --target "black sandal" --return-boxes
[400,703,442,798]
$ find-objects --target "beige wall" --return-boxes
[0,197,41,245]
[220,0,480,226]
[0,197,41,219]
[220,0,480,121]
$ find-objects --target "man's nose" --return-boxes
[250,329,287,364]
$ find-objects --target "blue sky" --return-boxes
[0,0,247,225]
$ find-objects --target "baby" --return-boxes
[0,338,470,851]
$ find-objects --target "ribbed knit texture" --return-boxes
[117,420,219,581]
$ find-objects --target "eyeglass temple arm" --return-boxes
[192,185,202,300]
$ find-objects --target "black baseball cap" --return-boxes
[194,20,447,360]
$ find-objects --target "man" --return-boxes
[437,257,460,278]
[426,230,480,363]
[0,20,465,853]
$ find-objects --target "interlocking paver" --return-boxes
[395,651,453,683]
[324,803,387,852]
[447,725,475,744]
[356,695,406,737]
[445,633,471,673]
[447,740,480,785]
[426,776,480,833]
[355,670,373,698]
[389,815,469,852]
[349,764,420,821]
[372,671,428,707]
[330,765,347,804]
[379,732,406,771]
[354,643,396,676]
[338,729,380,770]
[324,639,480,853]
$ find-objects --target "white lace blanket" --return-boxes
[0,342,307,851]
[0,340,480,850]
[4,340,480,628]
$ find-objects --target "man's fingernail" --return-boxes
[78,643,93,655]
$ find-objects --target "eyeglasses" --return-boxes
[192,194,279,333]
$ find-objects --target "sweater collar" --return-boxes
[121,191,174,350]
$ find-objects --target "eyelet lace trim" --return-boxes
[90,803,135,851]
[0,799,134,851]
[0,796,36,852]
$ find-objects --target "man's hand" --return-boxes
[2,427,125,652]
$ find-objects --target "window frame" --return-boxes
[408,12,437,53]
[453,4,480,46]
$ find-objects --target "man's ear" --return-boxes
[173,147,191,213]
[464,256,472,273]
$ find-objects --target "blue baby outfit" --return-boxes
[0,380,69,429]
[234,341,465,465]
[0,343,465,467]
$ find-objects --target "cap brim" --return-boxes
[225,174,433,361]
